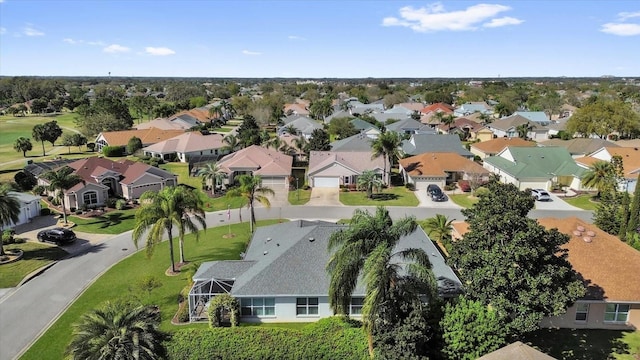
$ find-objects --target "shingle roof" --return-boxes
[350,118,378,131]
[477,341,556,360]
[330,133,374,152]
[421,103,454,114]
[66,157,175,189]
[384,118,425,133]
[513,111,551,124]
[399,152,488,177]
[436,117,484,133]
[401,134,473,157]
[484,147,586,180]
[278,116,322,135]
[217,145,292,176]
[98,128,184,147]
[170,108,210,122]
[197,221,462,297]
[576,146,640,179]
[487,114,535,131]
[471,137,536,155]
[539,138,619,156]
[25,159,76,177]
[371,112,409,124]
[142,132,225,154]
[308,151,384,176]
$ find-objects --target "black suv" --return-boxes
[427,184,447,202]
[37,228,77,245]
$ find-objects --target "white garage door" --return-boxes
[314,177,339,188]
[261,177,286,187]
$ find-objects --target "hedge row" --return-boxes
[166,317,368,360]
[102,145,125,157]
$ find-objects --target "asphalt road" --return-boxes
[0,206,592,360]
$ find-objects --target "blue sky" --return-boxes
[1,0,639,78]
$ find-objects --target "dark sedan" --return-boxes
[37,228,77,245]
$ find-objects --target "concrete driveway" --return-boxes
[414,189,462,209]
[307,187,342,206]
[533,193,583,211]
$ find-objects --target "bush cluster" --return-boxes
[405,182,416,191]
[40,208,51,216]
[102,145,125,157]
[165,317,367,360]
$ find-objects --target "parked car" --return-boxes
[37,228,77,245]
[531,189,551,201]
[427,184,447,202]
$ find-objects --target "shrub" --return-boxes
[303,185,310,190]
[405,182,416,191]
[13,237,26,244]
[75,210,83,215]
[81,203,88,211]
[2,231,15,245]
[47,196,53,202]
[86,142,96,152]
[459,180,471,192]
[115,199,127,210]
[0,255,8,262]
[101,145,125,157]
[444,183,457,191]
[40,208,51,216]
[474,186,490,197]
[175,301,190,323]
[105,198,118,208]
[69,207,76,213]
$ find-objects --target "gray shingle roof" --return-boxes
[401,134,473,157]
[196,220,462,298]
[330,133,373,152]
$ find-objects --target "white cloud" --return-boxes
[601,22,640,36]
[382,2,520,32]
[145,47,176,56]
[288,35,306,40]
[0,27,6,35]
[618,11,640,21]
[483,16,523,28]
[103,44,130,53]
[23,26,44,36]
[242,50,261,55]
[63,38,78,44]
[87,40,105,46]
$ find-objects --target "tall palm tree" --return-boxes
[41,166,82,225]
[283,124,299,135]
[357,170,383,198]
[0,183,20,256]
[13,137,33,157]
[208,105,223,120]
[65,301,168,360]
[132,186,207,272]
[222,134,241,153]
[292,136,308,159]
[423,214,454,247]
[516,123,533,139]
[370,131,402,186]
[442,114,456,133]
[582,160,614,198]
[197,162,226,193]
[326,207,436,357]
[226,175,274,233]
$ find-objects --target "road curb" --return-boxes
[16,261,59,287]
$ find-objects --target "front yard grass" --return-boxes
[0,242,68,288]
[339,187,419,206]
[67,208,138,234]
[523,328,640,360]
[564,194,599,211]
[288,189,311,205]
[22,219,284,360]
[448,193,479,208]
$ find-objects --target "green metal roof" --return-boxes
[485,146,585,180]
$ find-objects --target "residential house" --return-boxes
[384,118,432,135]
[537,218,640,330]
[370,112,410,125]
[217,145,292,188]
[539,138,619,158]
[486,114,549,140]
[399,152,489,190]
[401,134,474,158]
[420,103,454,125]
[324,110,354,125]
[390,102,424,113]
[575,146,640,193]
[94,128,184,153]
[307,151,385,188]
[350,118,381,139]
[142,132,228,163]
[278,134,306,161]
[477,342,556,360]
[556,104,577,120]
[453,101,493,117]
[436,117,492,141]
[483,146,587,190]
[283,102,310,117]
[330,133,375,152]
[277,116,323,139]
[187,220,462,322]
[24,159,76,178]
[38,157,177,210]
[348,101,385,115]
[134,117,199,131]
[1,192,41,230]
[470,137,536,159]
[513,111,551,125]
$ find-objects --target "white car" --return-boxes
[531,189,551,201]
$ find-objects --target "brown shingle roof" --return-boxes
[576,146,640,179]
[217,145,292,176]
[456,217,640,302]
[399,152,488,177]
[142,132,225,154]
[99,128,184,147]
[171,108,210,122]
[471,137,536,155]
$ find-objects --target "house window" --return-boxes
[83,191,98,205]
[240,298,275,317]
[296,297,319,316]
[605,304,630,323]
[575,303,589,322]
[349,297,364,315]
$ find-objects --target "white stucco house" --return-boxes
[1,192,41,230]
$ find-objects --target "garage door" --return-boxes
[313,177,339,188]
[261,177,285,186]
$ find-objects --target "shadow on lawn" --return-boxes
[86,213,135,229]
[370,193,399,201]
[523,328,632,360]
[19,246,67,261]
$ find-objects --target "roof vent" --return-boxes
[266,237,272,242]
[308,237,315,242]
[263,251,268,255]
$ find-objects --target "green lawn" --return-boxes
[21,219,284,360]
[0,242,68,288]
[340,187,419,206]
[449,193,479,208]
[67,208,138,234]
[288,189,311,205]
[160,163,201,189]
[524,328,640,360]
[214,127,234,133]
[564,194,599,211]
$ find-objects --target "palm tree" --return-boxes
[222,134,241,152]
[283,124,299,135]
[13,137,33,157]
[197,163,226,193]
[370,131,402,186]
[582,160,614,198]
[357,170,383,198]
[65,301,167,360]
[423,214,454,248]
[0,184,20,256]
[41,166,82,225]
[442,114,456,133]
[208,104,223,120]
[132,186,207,272]
[478,112,492,125]
[516,123,533,139]
[220,99,235,120]
[292,136,308,159]
[268,136,284,152]
[326,207,436,357]
[226,175,274,233]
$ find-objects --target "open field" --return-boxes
[21,219,283,360]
